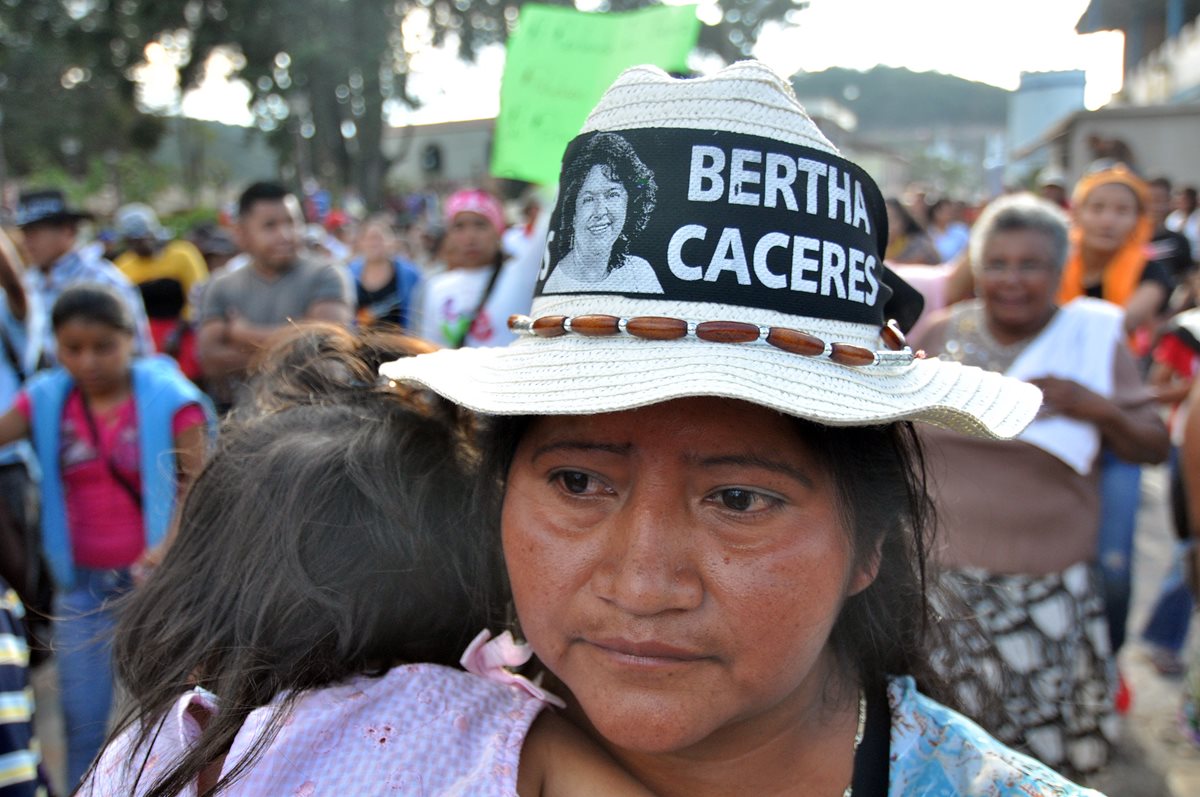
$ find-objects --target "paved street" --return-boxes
[1086,464,1200,797]
[27,464,1200,796]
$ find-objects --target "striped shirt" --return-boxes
[0,585,42,797]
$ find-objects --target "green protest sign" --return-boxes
[492,4,700,186]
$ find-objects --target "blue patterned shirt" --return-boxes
[888,676,1105,796]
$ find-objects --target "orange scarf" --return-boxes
[1057,165,1153,308]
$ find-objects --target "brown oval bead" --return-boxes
[569,314,621,336]
[829,343,877,367]
[766,327,825,356]
[881,319,907,351]
[626,316,688,340]
[695,321,761,344]
[532,316,568,337]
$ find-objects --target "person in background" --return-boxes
[113,204,209,381]
[1179,373,1200,746]
[0,580,50,797]
[197,182,353,410]
[321,209,354,264]
[0,284,214,787]
[1140,309,1200,676]
[1168,185,1200,261]
[0,229,49,672]
[928,197,970,262]
[349,215,422,331]
[187,224,239,277]
[917,193,1167,776]
[15,189,152,363]
[1039,167,1070,210]
[885,197,941,264]
[413,189,506,348]
[1056,166,1176,697]
[501,196,542,261]
[1147,178,1195,288]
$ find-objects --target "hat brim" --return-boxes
[380,335,1042,440]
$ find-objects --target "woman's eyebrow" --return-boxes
[530,441,633,461]
[693,454,814,488]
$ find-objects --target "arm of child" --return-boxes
[518,711,655,797]
[174,417,208,490]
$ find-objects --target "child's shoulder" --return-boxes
[240,664,551,794]
[84,666,553,796]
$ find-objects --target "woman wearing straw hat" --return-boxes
[384,62,1100,795]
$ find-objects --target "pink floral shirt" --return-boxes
[82,633,555,796]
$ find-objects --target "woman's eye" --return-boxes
[552,470,606,496]
[711,488,778,513]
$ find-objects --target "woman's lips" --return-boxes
[585,637,709,664]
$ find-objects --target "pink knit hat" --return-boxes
[444,189,505,234]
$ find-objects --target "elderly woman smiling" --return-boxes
[384,64,1102,796]
[916,193,1168,777]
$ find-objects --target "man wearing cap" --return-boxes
[16,189,153,364]
[114,203,209,379]
[197,181,353,409]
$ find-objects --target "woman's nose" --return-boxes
[593,492,703,616]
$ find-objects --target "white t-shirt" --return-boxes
[415,267,496,348]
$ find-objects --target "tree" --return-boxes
[8,0,807,210]
[0,1,166,187]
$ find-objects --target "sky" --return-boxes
[159,0,1124,128]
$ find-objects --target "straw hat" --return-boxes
[382,61,1040,438]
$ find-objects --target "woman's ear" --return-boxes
[848,537,884,597]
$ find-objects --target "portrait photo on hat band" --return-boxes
[539,127,891,326]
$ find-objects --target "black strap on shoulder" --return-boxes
[453,258,505,350]
[850,682,891,797]
[79,392,144,511]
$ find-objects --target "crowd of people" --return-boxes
[0,60,1198,796]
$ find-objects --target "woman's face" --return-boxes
[1075,182,1140,253]
[55,319,134,396]
[502,397,872,756]
[444,212,499,269]
[573,165,628,257]
[977,228,1060,337]
[358,223,394,262]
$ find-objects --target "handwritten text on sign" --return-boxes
[491,4,700,186]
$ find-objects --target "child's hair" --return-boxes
[238,322,437,418]
[51,283,135,334]
[103,330,504,797]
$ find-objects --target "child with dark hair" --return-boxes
[0,283,215,787]
[79,329,652,796]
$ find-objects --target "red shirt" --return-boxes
[17,390,205,569]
